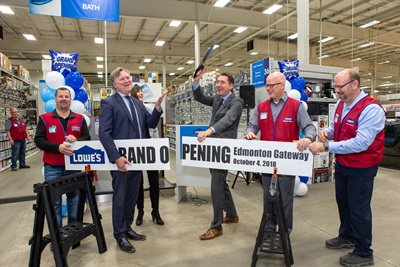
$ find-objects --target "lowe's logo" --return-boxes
[70,145,105,164]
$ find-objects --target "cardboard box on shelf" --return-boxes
[1,77,13,87]
[11,65,23,77]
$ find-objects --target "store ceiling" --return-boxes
[0,0,399,94]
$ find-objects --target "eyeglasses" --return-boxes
[266,82,282,88]
[333,80,354,89]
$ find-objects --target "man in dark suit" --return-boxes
[192,69,244,240]
[99,67,167,253]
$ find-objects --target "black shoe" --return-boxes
[339,252,374,267]
[151,210,164,225]
[116,237,135,253]
[126,230,146,241]
[326,236,355,249]
[19,165,31,169]
[11,167,17,171]
[136,210,144,226]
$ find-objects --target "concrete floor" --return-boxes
[0,151,399,267]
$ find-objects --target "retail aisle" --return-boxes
[0,151,399,267]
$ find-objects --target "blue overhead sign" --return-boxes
[250,57,274,88]
[30,0,120,22]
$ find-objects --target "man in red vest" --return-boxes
[244,72,316,234]
[309,69,385,267]
[5,107,31,171]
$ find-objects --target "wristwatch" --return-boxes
[323,141,329,151]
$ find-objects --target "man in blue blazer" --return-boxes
[99,67,167,253]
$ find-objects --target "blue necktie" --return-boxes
[125,96,142,138]
[218,98,224,109]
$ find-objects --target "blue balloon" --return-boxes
[74,88,88,104]
[65,72,84,90]
[40,87,56,102]
[290,77,306,91]
[44,99,56,113]
[299,176,309,183]
[300,90,309,102]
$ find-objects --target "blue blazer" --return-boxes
[99,92,162,163]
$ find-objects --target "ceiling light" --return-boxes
[374,90,379,93]
[96,56,104,61]
[359,20,380,29]
[155,40,165,46]
[97,65,103,68]
[98,75,103,78]
[186,60,194,64]
[288,33,298,40]
[42,55,51,60]
[250,52,259,55]
[0,6,14,14]
[377,60,390,64]
[169,73,175,76]
[177,67,184,70]
[144,58,152,63]
[170,21,181,27]
[319,36,334,43]
[23,34,36,41]
[383,76,392,79]
[263,4,282,14]
[214,0,230,8]
[97,72,103,75]
[358,42,374,48]
[139,66,146,70]
[213,44,219,49]
[234,27,247,33]
[224,62,233,66]
[215,68,220,72]
[94,37,103,44]
[318,55,329,59]
[349,58,362,62]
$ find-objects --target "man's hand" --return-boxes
[318,130,329,143]
[155,90,168,111]
[115,156,132,172]
[197,128,213,142]
[309,142,325,155]
[193,69,204,84]
[295,138,312,152]
[244,132,258,140]
[59,142,74,156]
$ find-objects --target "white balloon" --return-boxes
[70,100,85,114]
[83,114,91,127]
[45,71,65,89]
[284,80,292,93]
[295,176,300,188]
[41,166,45,178]
[295,182,308,197]
[301,101,308,111]
[287,89,301,101]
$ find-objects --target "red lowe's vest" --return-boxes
[334,96,384,168]
[258,97,300,142]
[41,112,83,166]
[8,117,27,141]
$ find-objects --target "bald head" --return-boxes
[266,72,286,102]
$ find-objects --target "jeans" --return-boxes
[11,140,26,168]
[44,165,80,228]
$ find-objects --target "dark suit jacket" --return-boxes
[193,88,243,139]
[99,92,162,163]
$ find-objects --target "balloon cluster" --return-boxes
[278,60,309,111]
[40,50,90,126]
[294,176,309,197]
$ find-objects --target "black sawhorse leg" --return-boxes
[28,171,107,267]
[232,171,253,189]
[251,169,294,267]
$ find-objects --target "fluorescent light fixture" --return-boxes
[98,75,103,78]
[359,20,380,29]
[349,58,362,62]
[263,4,282,14]
[170,21,181,27]
[234,27,247,33]
[144,58,152,63]
[96,56,104,61]
[23,34,36,41]
[169,73,175,76]
[224,62,233,66]
[215,68,220,72]
[214,0,230,8]
[0,6,14,14]
[318,55,329,59]
[177,67,184,70]
[155,40,165,46]
[250,52,259,55]
[319,36,334,43]
[288,33,298,40]
[383,76,392,79]
[374,90,379,93]
[213,44,219,49]
[97,65,103,68]
[186,60,194,64]
[139,66,146,70]
[94,37,103,44]
[358,42,374,48]
[381,83,394,86]
[378,60,390,64]
[97,72,103,75]
[42,55,51,60]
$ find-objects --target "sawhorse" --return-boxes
[251,168,294,267]
[28,171,107,267]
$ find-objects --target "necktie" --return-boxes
[218,98,224,110]
[125,95,142,138]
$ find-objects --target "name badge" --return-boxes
[260,112,268,120]
[14,124,18,127]
[72,126,81,131]
[49,126,56,133]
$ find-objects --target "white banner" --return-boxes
[181,137,313,176]
[65,139,170,171]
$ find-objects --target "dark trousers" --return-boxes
[11,139,27,168]
[111,170,141,239]
[335,162,378,257]
[210,168,237,230]
[136,170,160,212]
